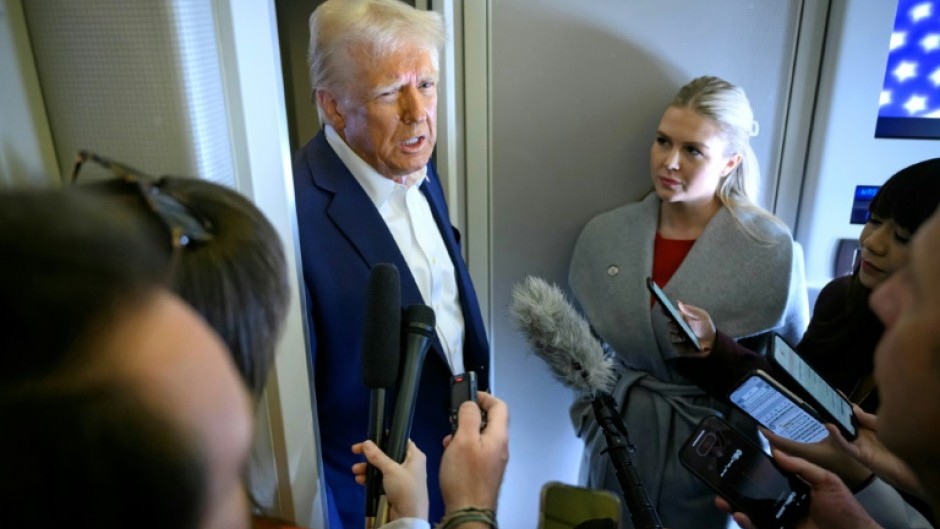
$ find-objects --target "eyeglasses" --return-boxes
[69,151,214,250]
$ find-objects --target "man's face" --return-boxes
[101,292,254,529]
[325,43,438,180]
[870,209,940,466]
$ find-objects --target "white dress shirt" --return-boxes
[325,126,465,375]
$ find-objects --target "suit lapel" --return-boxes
[306,133,458,360]
[420,171,489,372]
[305,132,426,308]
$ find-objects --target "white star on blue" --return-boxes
[879,0,940,118]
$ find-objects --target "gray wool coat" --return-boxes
[568,192,809,529]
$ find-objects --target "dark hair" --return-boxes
[869,157,940,234]
[845,157,940,304]
[0,191,164,382]
[0,190,206,529]
[811,158,940,369]
[79,177,291,397]
[0,381,205,529]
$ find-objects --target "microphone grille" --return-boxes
[403,304,436,337]
[362,263,401,388]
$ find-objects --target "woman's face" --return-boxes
[858,213,912,289]
[650,106,741,208]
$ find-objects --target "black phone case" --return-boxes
[767,335,859,440]
[679,416,810,529]
[450,372,485,433]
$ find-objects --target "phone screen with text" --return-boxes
[772,336,857,439]
[729,374,828,443]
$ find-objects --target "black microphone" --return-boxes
[375,304,435,525]
[509,276,663,529]
[386,304,436,462]
[361,264,401,528]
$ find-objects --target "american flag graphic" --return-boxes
[878,0,940,119]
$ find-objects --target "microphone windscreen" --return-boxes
[361,263,401,389]
[509,276,615,396]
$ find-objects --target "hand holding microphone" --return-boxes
[352,439,428,522]
[360,263,402,528]
[375,303,436,525]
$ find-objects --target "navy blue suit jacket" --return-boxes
[292,130,490,529]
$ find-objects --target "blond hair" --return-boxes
[670,76,787,241]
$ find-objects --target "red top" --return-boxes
[652,233,696,297]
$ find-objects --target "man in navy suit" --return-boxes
[293,1,490,527]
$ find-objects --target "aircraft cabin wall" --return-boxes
[3,1,939,529]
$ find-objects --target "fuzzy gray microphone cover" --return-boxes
[509,276,616,397]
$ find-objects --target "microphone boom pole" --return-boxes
[508,276,663,529]
[593,393,662,529]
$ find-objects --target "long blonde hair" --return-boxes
[670,76,787,241]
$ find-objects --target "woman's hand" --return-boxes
[829,405,925,498]
[669,301,716,357]
[760,426,873,490]
[351,439,429,521]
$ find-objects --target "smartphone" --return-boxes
[538,481,621,529]
[768,334,859,440]
[728,370,829,443]
[450,372,485,433]
[679,415,811,529]
[645,277,701,350]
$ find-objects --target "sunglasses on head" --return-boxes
[69,151,214,250]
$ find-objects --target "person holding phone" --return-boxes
[680,416,813,529]
[672,158,940,527]
[568,76,809,529]
[717,193,940,529]
[673,159,940,411]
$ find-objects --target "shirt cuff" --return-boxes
[382,517,431,529]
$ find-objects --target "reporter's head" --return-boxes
[0,190,253,529]
[870,204,940,507]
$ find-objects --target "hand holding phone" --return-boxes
[728,370,829,443]
[680,416,810,529]
[450,372,486,433]
[716,448,882,529]
[646,277,701,351]
[768,335,859,440]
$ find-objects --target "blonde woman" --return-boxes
[568,76,809,529]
